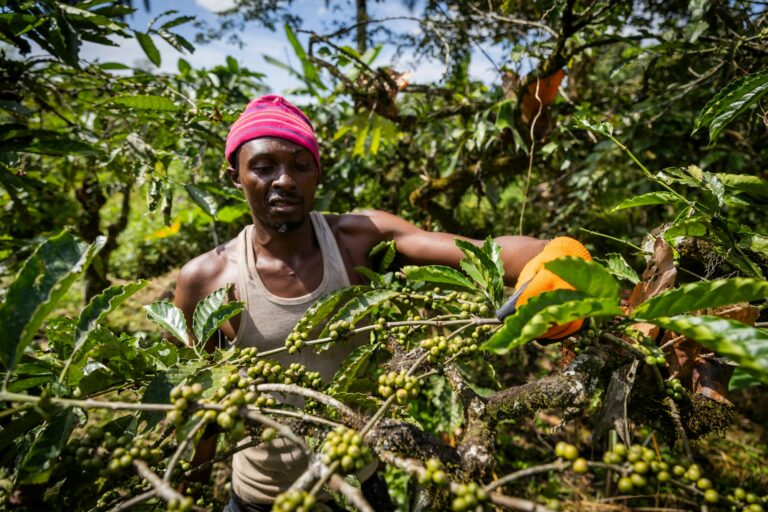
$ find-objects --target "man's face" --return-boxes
[229,137,318,232]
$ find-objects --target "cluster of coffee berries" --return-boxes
[321,426,373,473]
[183,482,218,509]
[416,458,449,487]
[285,331,309,353]
[554,442,589,473]
[664,378,685,401]
[167,382,204,425]
[728,488,766,511]
[451,481,488,511]
[420,335,479,362]
[458,300,490,317]
[389,320,426,345]
[377,370,420,403]
[284,363,323,389]
[166,496,195,511]
[104,434,163,476]
[272,489,316,512]
[237,346,260,365]
[328,320,352,340]
[641,344,667,366]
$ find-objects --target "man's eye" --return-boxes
[254,165,273,173]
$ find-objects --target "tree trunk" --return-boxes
[356,0,367,54]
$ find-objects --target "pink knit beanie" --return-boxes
[225,95,320,173]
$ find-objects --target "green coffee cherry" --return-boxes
[377,370,421,403]
[272,489,316,512]
[321,426,373,474]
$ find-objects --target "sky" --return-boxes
[78,0,508,95]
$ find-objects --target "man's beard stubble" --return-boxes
[271,220,304,233]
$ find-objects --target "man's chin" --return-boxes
[271,220,304,233]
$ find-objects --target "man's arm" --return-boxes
[348,210,548,286]
[174,253,229,483]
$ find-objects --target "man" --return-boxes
[175,95,590,510]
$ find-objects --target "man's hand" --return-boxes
[495,237,591,340]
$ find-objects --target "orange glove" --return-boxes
[496,237,591,340]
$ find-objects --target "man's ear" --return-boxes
[227,166,242,189]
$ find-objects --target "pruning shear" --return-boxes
[494,280,531,322]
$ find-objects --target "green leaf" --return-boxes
[596,253,640,284]
[483,237,505,282]
[693,67,768,142]
[0,232,105,371]
[144,301,189,346]
[185,184,219,218]
[649,316,768,384]
[329,342,379,394]
[573,115,614,137]
[298,286,363,332]
[134,30,161,66]
[716,173,768,201]
[612,191,684,210]
[108,94,179,112]
[192,286,243,349]
[284,23,322,89]
[18,409,77,484]
[729,367,762,390]
[455,239,503,307]
[368,240,397,273]
[544,257,621,299]
[484,290,620,354]
[320,289,400,340]
[0,410,43,454]
[156,28,194,54]
[402,265,475,290]
[70,280,147,361]
[632,278,768,320]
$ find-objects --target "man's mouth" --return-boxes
[267,196,302,209]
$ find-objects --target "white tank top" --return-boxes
[231,212,372,503]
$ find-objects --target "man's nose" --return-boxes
[272,165,296,189]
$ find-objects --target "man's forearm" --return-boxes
[494,235,548,286]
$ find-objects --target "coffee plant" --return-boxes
[1,218,767,510]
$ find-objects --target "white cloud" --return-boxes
[195,0,238,13]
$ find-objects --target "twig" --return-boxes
[132,459,189,507]
[485,461,568,492]
[254,384,357,419]
[164,419,206,481]
[0,391,175,412]
[328,473,374,512]
[489,492,557,512]
[241,407,309,452]
[107,488,156,512]
[261,407,343,428]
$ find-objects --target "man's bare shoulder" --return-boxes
[176,236,240,301]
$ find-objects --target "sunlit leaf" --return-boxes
[545,257,621,299]
[0,232,105,371]
[192,286,243,349]
[185,184,219,218]
[144,301,189,346]
[70,280,148,361]
[403,265,475,290]
[134,30,160,66]
[485,290,620,354]
[108,94,179,112]
[596,253,640,284]
[455,239,503,307]
[649,315,768,383]
[612,191,684,210]
[329,342,379,394]
[320,289,400,342]
[632,278,768,320]
[693,67,768,142]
